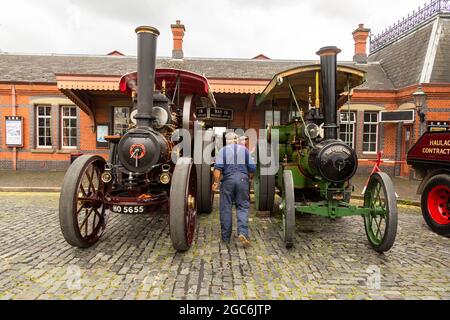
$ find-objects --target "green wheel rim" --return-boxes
[365,178,388,246]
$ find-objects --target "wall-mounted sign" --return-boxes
[196,107,233,121]
[5,116,23,147]
[196,107,208,119]
[96,123,109,148]
[380,110,415,123]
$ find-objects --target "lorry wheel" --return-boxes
[170,157,197,252]
[421,174,450,237]
[282,170,295,249]
[363,172,398,253]
[59,155,108,248]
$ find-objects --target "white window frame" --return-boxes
[265,110,281,127]
[290,110,298,121]
[36,105,52,149]
[61,106,77,149]
[113,106,131,136]
[339,111,356,149]
[363,111,379,154]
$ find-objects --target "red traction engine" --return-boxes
[58,26,216,251]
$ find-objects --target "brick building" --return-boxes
[0,2,449,176]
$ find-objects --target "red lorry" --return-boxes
[407,131,450,237]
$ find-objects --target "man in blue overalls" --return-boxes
[213,133,256,247]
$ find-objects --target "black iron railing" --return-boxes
[370,0,450,53]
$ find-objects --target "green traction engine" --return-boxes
[254,46,398,252]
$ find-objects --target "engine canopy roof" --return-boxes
[256,64,366,107]
[120,68,216,108]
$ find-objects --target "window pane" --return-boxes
[46,137,52,146]
[274,111,281,126]
[114,107,130,135]
[372,113,378,122]
[70,118,76,127]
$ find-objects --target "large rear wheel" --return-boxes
[363,172,398,252]
[195,129,215,214]
[170,157,197,252]
[421,174,450,237]
[254,143,276,212]
[59,155,108,248]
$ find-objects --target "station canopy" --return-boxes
[256,64,366,107]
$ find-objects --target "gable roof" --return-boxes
[430,17,450,83]
[368,14,450,88]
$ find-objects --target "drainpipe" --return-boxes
[11,85,17,171]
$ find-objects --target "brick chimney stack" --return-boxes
[171,20,185,59]
[352,24,371,63]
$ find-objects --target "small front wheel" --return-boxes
[59,155,108,248]
[363,172,398,253]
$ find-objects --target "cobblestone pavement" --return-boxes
[0,192,448,300]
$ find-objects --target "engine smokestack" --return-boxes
[316,46,341,140]
[135,26,160,127]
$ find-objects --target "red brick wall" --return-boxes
[1,82,449,174]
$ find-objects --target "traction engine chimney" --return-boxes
[316,46,341,141]
[135,26,160,128]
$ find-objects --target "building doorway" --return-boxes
[400,125,413,177]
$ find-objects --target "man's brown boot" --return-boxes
[238,234,251,248]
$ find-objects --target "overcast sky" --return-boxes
[0,0,428,61]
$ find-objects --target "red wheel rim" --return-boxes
[427,185,450,225]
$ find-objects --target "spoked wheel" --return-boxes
[421,174,450,237]
[195,129,215,214]
[282,170,295,249]
[255,143,276,212]
[59,155,108,248]
[170,157,197,252]
[363,172,398,252]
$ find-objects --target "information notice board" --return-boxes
[5,116,23,147]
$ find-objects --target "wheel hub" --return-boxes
[427,185,450,225]
[188,195,196,210]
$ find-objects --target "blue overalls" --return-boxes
[214,144,256,242]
